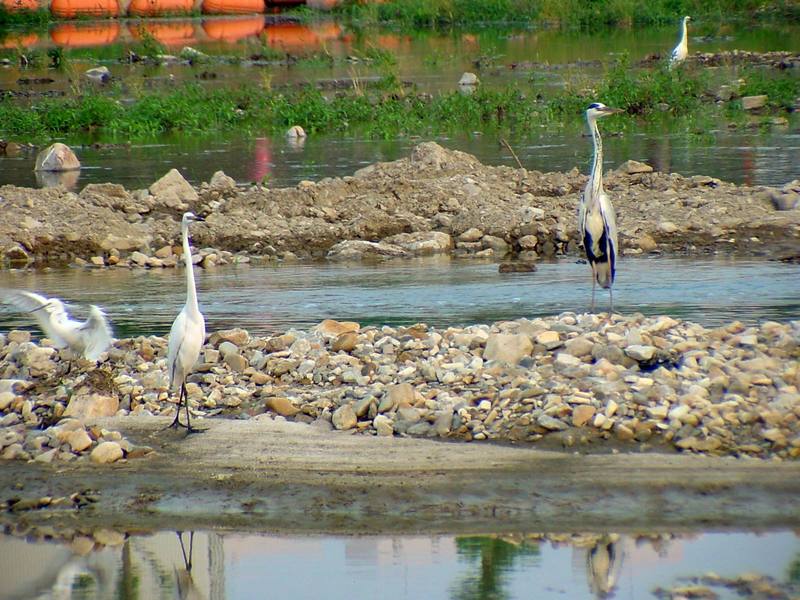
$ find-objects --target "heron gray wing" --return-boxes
[81,305,114,361]
[0,288,71,347]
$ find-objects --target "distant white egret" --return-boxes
[0,289,113,361]
[669,16,692,68]
[167,212,206,433]
[579,102,623,314]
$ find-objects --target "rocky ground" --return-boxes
[0,142,798,269]
[1,309,798,465]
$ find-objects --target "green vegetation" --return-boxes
[0,5,50,27]
[0,63,796,142]
[334,0,800,29]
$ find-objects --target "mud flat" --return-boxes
[2,415,800,535]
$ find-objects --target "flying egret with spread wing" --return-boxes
[0,289,113,361]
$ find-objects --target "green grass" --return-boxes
[0,5,50,27]
[0,64,796,142]
[333,0,800,28]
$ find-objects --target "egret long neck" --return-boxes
[679,19,688,47]
[182,223,199,313]
[588,118,604,200]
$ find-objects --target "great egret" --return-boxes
[579,102,623,314]
[0,289,113,361]
[669,16,691,68]
[167,212,206,433]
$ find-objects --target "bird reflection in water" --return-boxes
[586,535,623,598]
[175,531,207,600]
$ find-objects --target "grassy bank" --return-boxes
[333,0,800,29]
[0,63,796,141]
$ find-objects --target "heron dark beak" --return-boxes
[195,215,206,222]
[29,303,49,313]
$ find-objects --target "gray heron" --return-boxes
[0,289,113,362]
[579,102,623,314]
[167,212,206,433]
[669,16,691,68]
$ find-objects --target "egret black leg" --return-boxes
[168,385,185,429]
[609,288,614,316]
[184,383,206,434]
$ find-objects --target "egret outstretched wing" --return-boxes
[0,288,71,348]
[81,305,114,361]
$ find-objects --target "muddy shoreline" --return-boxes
[3,417,800,535]
[1,142,798,269]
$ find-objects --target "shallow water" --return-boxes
[0,257,797,337]
[2,120,800,190]
[2,529,798,599]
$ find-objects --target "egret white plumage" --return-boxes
[167,211,206,433]
[0,289,113,361]
[669,16,692,68]
[579,102,623,314]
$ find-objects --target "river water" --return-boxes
[0,257,798,337]
[2,529,798,599]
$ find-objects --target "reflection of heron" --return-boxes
[586,536,622,598]
[175,531,207,600]
[167,212,206,433]
[578,103,623,314]
[669,16,691,68]
[0,289,113,361]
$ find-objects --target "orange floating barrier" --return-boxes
[261,22,341,51]
[127,0,193,16]
[50,0,120,18]
[0,0,42,10]
[51,22,121,47]
[202,0,263,14]
[202,16,264,41]
[129,20,198,45]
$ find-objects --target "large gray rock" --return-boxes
[741,95,767,110]
[64,393,120,419]
[149,169,198,210]
[382,231,452,255]
[484,333,533,365]
[326,240,409,261]
[34,143,80,172]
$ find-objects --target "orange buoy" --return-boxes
[202,0,263,15]
[129,20,198,45]
[202,16,264,41]
[51,23,121,47]
[0,0,42,10]
[50,0,120,18]
[127,0,193,17]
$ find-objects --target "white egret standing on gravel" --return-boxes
[167,212,206,433]
[0,289,113,361]
[669,16,692,68]
[579,102,623,314]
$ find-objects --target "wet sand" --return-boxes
[2,416,799,535]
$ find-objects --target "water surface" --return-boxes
[0,257,797,337]
[2,529,798,599]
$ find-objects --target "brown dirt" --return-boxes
[1,142,798,267]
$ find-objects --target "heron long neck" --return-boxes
[588,118,604,201]
[679,19,688,47]
[182,223,199,313]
